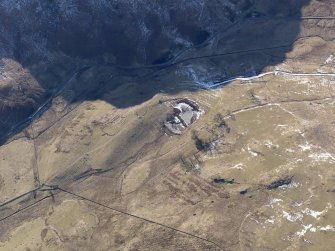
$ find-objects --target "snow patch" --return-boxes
[319,225,335,231]
[264,140,279,149]
[230,163,245,170]
[283,211,303,222]
[296,224,335,237]
[325,55,334,64]
[299,143,312,152]
[292,201,304,208]
[279,181,300,189]
[268,198,283,209]
[308,152,335,162]
[265,216,275,225]
[247,146,258,157]
[297,224,314,237]
[286,148,295,153]
[302,203,332,220]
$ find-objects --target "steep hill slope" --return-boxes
[2,0,335,250]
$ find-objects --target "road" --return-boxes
[201,70,335,89]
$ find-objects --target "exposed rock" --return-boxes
[266,176,293,190]
[212,177,237,185]
[239,189,248,195]
[164,98,202,135]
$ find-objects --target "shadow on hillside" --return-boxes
[0,0,311,144]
